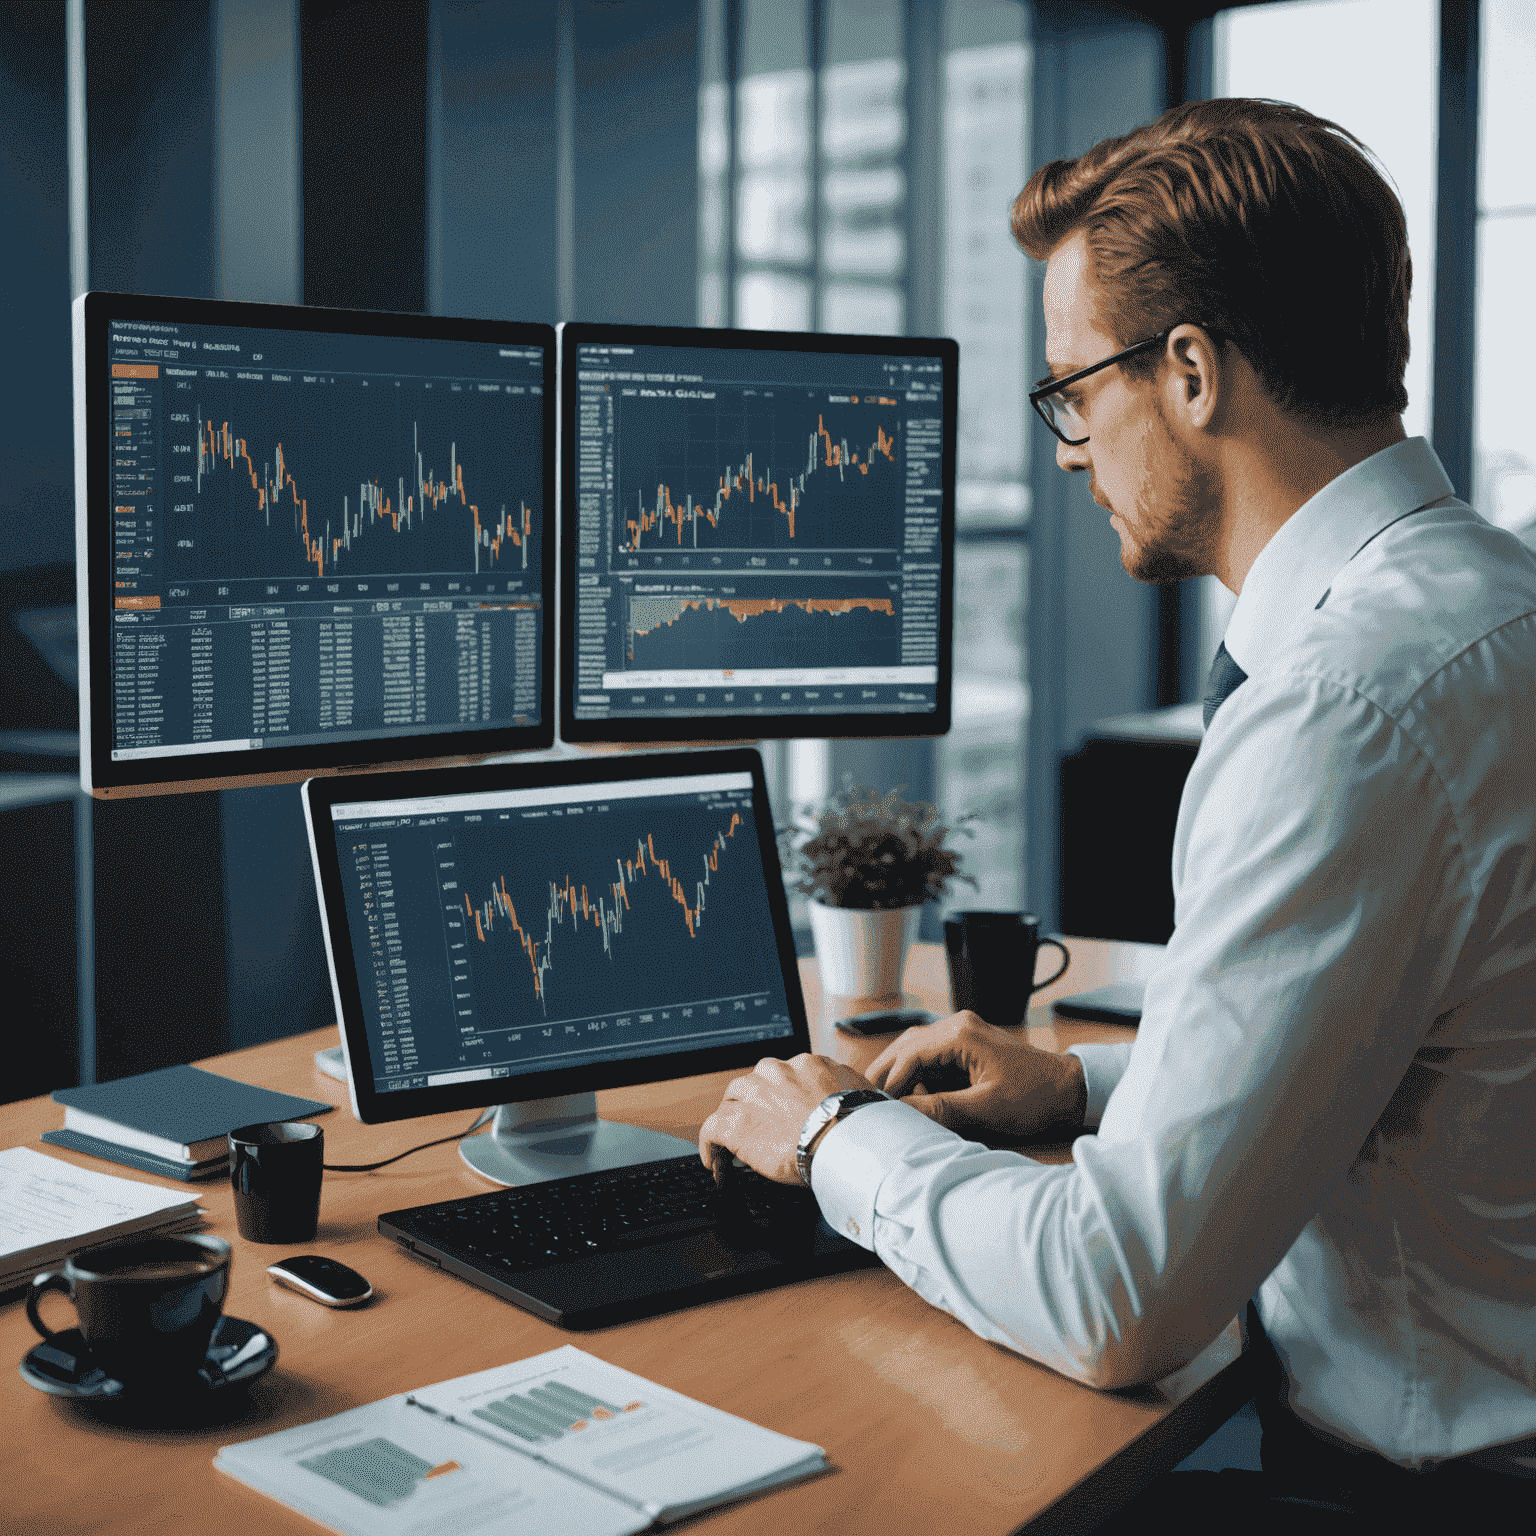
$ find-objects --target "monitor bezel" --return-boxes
[75,290,557,797]
[558,321,957,744]
[302,746,811,1126]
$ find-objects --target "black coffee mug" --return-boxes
[27,1232,232,1387]
[229,1120,324,1244]
[944,911,1070,1028]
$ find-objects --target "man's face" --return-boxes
[1041,231,1218,583]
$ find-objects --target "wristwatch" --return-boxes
[796,1088,890,1187]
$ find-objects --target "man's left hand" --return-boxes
[699,1054,874,1185]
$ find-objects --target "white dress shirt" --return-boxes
[811,438,1536,1473]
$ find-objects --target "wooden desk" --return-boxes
[2,937,1246,1536]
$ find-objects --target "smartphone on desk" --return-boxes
[834,1008,935,1036]
[1051,982,1144,1025]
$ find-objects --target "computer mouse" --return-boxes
[266,1254,374,1307]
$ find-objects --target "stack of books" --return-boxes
[1,1145,206,1292]
[44,1064,333,1181]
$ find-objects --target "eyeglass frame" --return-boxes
[1029,324,1215,446]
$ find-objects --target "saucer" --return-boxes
[19,1315,278,1401]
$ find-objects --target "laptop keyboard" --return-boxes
[389,1155,819,1273]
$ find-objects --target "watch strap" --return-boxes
[795,1088,889,1187]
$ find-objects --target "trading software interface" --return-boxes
[572,338,945,723]
[105,317,545,762]
[330,770,796,1096]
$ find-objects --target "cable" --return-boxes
[323,1108,495,1173]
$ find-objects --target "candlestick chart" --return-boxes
[615,392,905,554]
[449,799,776,1029]
[627,590,899,670]
[170,385,544,583]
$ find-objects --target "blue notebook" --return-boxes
[45,1065,333,1181]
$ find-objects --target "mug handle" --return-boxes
[1030,937,1070,993]
[27,1271,75,1341]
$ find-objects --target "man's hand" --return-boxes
[699,1054,874,1185]
[865,1012,1087,1141]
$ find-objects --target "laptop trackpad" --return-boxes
[661,1230,781,1280]
[522,1235,780,1315]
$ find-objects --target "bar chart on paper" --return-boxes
[470,1380,644,1444]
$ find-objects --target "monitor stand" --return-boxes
[459,1093,697,1186]
[315,1042,347,1080]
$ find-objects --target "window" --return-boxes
[1473,0,1536,545]
[1200,0,1441,671]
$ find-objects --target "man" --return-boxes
[700,98,1536,1526]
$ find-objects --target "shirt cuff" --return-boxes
[1066,1041,1134,1127]
[810,1097,959,1249]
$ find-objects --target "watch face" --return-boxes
[835,1090,887,1112]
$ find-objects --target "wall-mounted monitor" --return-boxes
[559,323,956,743]
[74,292,555,796]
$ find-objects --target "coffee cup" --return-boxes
[27,1233,232,1388]
[229,1120,325,1244]
[944,911,1070,1028]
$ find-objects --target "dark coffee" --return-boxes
[87,1257,220,1282]
[27,1233,233,1388]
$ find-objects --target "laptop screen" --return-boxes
[323,765,799,1105]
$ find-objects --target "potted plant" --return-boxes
[778,781,976,999]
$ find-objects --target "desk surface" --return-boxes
[2,937,1245,1536]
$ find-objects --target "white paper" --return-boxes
[0,1146,202,1273]
[216,1396,649,1536]
[409,1344,826,1523]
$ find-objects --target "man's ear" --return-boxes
[1164,324,1222,431]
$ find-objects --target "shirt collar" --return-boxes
[1222,437,1456,673]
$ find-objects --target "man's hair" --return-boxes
[1012,98,1410,429]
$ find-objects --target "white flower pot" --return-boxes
[807,899,923,999]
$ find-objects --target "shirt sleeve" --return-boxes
[1067,1042,1133,1126]
[811,668,1466,1389]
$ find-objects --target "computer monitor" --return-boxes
[558,322,957,743]
[301,747,809,1185]
[73,292,555,796]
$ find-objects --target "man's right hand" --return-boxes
[864,1012,1088,1141]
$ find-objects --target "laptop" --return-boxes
[303,747,879,1329]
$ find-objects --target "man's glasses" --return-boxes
[1029,326,1180,446]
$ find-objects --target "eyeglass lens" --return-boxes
[1040,391,1086,442]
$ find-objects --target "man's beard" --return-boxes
[1113,401,1220,584]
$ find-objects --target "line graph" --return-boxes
[456,808,748,1018]
[196,415,534,579]
[627,592,899,671]
[614,393,905,554]
[169,382,543,584]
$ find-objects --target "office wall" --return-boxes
[431,0,699,326]
[1024,2,1165,929]
[0,1,72,574]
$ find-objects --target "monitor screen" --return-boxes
[559,323,956,743]
[303,748,808,1126]
[74,292,555,795]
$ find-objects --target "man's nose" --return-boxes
[1056,437,1089,472]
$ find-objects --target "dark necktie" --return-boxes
[1203,640,1248,728]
